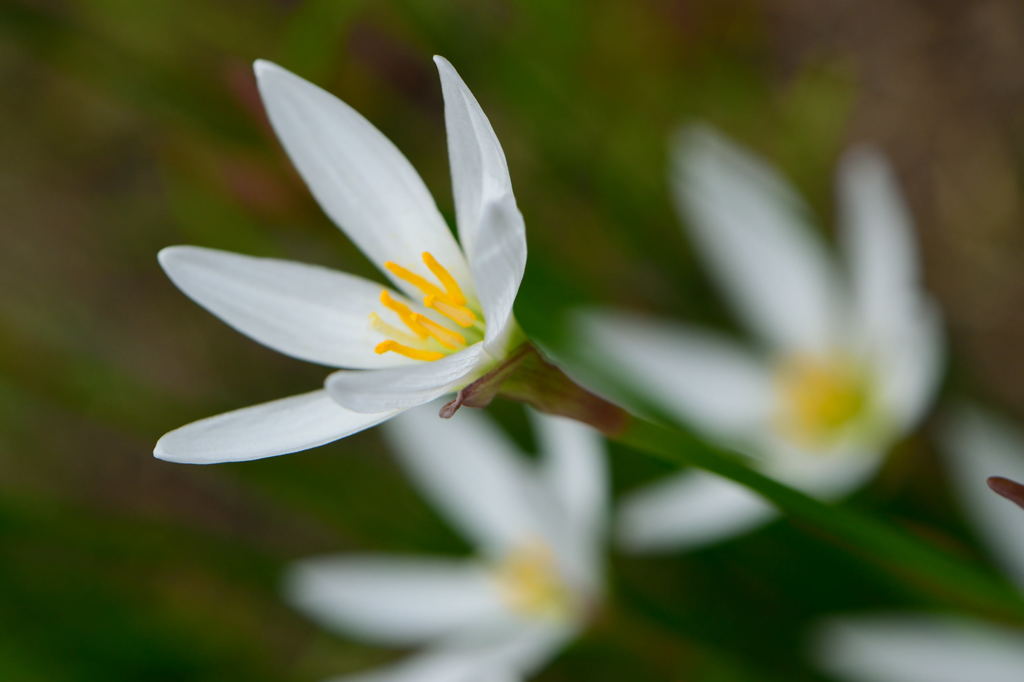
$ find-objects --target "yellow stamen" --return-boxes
[424,294,477,328]
[369,254,479,363]
[384,261,449,301]
[379,291,428,338]
[776,354,868,447]
[421,251,466,305]
[495,542,569,619]
[368,312,421,347]
[374,340,444,362]
[412,313,466,350]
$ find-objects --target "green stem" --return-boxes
[614,417,1024,622]
[488,343,1024,623]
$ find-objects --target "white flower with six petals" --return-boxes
[581,126,943,551]
[286,404,607,682]
[155,57,526,464]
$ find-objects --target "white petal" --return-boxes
[327,622,568,682]
[324,654,495,682]
[816,615,1024,682]
[154,390,396,464]
[616,470,775,552]
[435,622,570,679]
[159,246,410,370]
[434,56,526,345]
[872,301,944,432]
[839,148,945,431]
[472,196,526,352]
[326,344,489,413]
[253,60,470,296]
[285,555,505,646]
[382,405,546,556]
[531,413,607,596]
[942,407,1024,588]
[761,431,886,501]
[838,148,920,349]
[532,412,607,548]
[672,125,841,352]
[579,311,774,437]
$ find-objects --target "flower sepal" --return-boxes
[988,476,1024,511]
[440,343,629,436]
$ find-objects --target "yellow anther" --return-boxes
[776,354,868,447]
[385,261,449,301]
[412,313,466,350]
[495,542,569,619]
[368,312,421,347]
[370,255,479,363]
[422,252,466,305]
[424,294,477,328]
[375,340,444,362]
[379,291,428,338]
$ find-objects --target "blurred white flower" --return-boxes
[155,56,526,464]
[814,407,1024,682]
[816,615,1024,682]
[944,407,1024,585]
[285,405,607,681]
[580,125,943,551]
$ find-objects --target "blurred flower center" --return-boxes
[370,252,483,361]
[494,541,571,620]
[775,353,869,448]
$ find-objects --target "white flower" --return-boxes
[285,405,607,681]
[815,615,1024,682]
[813,407,1024,682]
[943,408,1024,585]
[154,57,527,464]
[579,125,943,551]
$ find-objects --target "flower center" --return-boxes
[370,252,483,362]
[494,541,571,620]
[775,353,870,448]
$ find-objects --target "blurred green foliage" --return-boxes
[2,0,1022,680]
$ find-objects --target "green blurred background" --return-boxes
[3,0,1024,679]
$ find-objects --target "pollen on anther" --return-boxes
[424,294,477,328]
[384,261,447,301]
[412,313,466,349]
[375,340,444,362]
[422,252,467,305]
[371,254,480,363]
[379,291,429,338]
